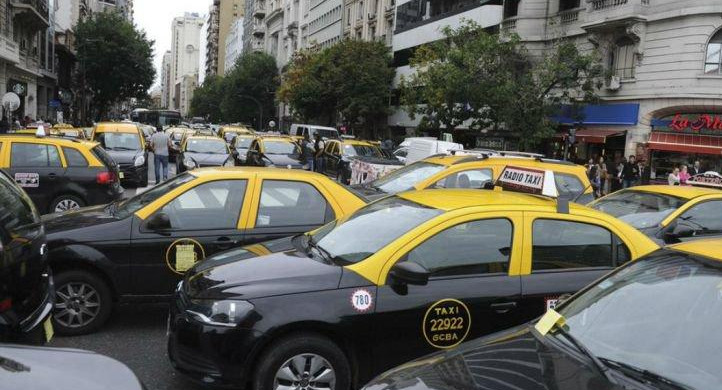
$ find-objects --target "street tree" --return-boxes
[220,52,279,128]
[190,75,224,123]
[76,11,155,121]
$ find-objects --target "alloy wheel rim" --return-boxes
[53,282,101,328]
[55,199,80,212]
[274,353,336,390]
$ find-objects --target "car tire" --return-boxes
[49,194,85,214]
[52,269,113,336]
[138,172,149,187]
[253,333,351,390]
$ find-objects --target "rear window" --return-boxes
[0,171,40,239]
[63,147,89,167]
[91,146,116,169]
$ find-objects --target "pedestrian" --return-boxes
[150,125,171,184]
[588,162,601,198]
[668,167,681,185]
[301,133,315,171]
[638,161,651,185]
[621,155,639,188]
[382,137,394,151]
[679,164,691,185]
[691,160,703,176]
[313,133,326,173]
[598,156,610,196]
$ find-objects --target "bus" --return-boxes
[131,109,182,128]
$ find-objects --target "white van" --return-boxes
[405,138,463,164]
[290,124,340,139]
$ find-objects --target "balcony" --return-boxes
[583,0,650,31]
[252,24,265,37]
[253,1,266,18]
[558,8,580,25]
[0,36,19,64]
[501,18,517,33]
[10,0,50,32]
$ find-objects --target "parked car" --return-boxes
[219,125,254,143]
[229,133,256,165]
[91,122,149,187]
[165,126,195,163]
[0,169,54,344]
[0,134,123,214]
[1,343,144,390]
[176,135,231,173]
[322,138,403,184]
[245,136,307,169]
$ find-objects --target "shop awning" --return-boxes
[575,129,626,144]
[648,132,722,155]
[551,104,640,126]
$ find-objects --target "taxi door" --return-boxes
[517,211,631,318]
[323,141,340,176]
[371,212,524,374]
[129,178,252,295]
[4,141,67,214]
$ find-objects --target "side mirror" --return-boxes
[389,262,430,286]
[146,212,171,231]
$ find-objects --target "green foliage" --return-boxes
[279,40,395,136]
[190,75,224,122]
[76,11,155,119]
[401,21,604,150]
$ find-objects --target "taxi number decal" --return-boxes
[350,289,373,312]
[15,173,39,188]
[165,238,206,275]
[545,297,559,311]
[423,299,471,349]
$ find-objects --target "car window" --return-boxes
[555,173,587,200]
[256,180,329,227]
[161,180,247,230]
[11,143,61,167]
[532,219,613,271]
[591,190,685,229]
[94,132,141,151]
[0,171,40,241]
[394,148,407,158]
[406,219,512,277]
[264,141,300,155]
[62,147,89,167]
[371,161,446,194]
[677,200,722,235]
[433,169,492,189]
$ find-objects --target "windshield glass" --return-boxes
[370,161,445,194]
[94,132,141,151]
[265,141,300,155]
[235,137,253,149]
[311,197,443,263]
[115,173,194,218]
[558,251,722,389]
[590,190,686,229]
[185,139,227,154]
[312,129,338,138]
[345,144,381,158]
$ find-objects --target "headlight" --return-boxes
[134,155,145,167]
[302,164,310,170]
[183,157,196,169]
[186,300,254,327]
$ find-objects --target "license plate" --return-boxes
[44,317,54,343]
[119,172,125,179]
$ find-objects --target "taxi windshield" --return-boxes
[185,139,227,154]
[95,132,141,151]
[558,251,722,390]
[265,141,299,155]
[311,197,442,264]
[590,190,686,229]
[115,173,194,218]
[369,161,445,194]
[344,144,381,158]
[235,137,253,149]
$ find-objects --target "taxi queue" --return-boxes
[1,122,722,390]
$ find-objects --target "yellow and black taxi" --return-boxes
[0,169,54,344]
[246,135,307,169]
[219,125,254,143]
[351,154,595,203]
[176,134,231,173]
[50,124,86,140]
[589,182,722,244]
[229,133,257,166]
[42,168,364,335]
[167,168,657,389]
[91,122,149,187]
[322,138,403,184]
[364,237,722,390]
[165,126,195,162]
[0,133,123,214]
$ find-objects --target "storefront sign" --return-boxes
[668,114,722,132]
[476,137,504,149]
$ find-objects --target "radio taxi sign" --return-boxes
[496,166,559,198]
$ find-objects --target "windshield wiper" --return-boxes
[551,327,619,386]
[599,358,692,390]
[306,235,335,265]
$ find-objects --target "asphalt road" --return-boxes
[49,155,203,390]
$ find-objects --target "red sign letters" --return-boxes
[669,114,722,132]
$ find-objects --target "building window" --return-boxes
[559,0,579,12]
[705,30,722,74]
[503,0,520,18]
[612,37,635,79]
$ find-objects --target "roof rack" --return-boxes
[452,154,490,165]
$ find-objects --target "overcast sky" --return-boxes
[135,0,210,90]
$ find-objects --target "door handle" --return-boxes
[48,173,57,179]
[490,302,517,314]
[213,237,239,246]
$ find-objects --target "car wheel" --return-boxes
[254,333,350,390]
[52,270,113,336]
[50,195,85,214]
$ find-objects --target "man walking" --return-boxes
[302,133,315,171]
[150,126,171,184]
[621,155,639,188]
[313,133,326,173]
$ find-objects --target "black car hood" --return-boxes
[363,325,627,390]
[105,149,142,164]
[186,237,342,300]
[42,204,121,239]
[265,154,304,168]
[0,344,143,390]
[185,152,229,167]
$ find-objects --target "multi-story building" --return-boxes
[224,17,245,73]
[305,0,343,49]
[169,13,203,116]
[502,0,722,177]
[205,1,221,77]
[342,0,394,46]
[160,51,172,109]
[205,0,245,77]
[91,0,133,21]
[387,0,502,136]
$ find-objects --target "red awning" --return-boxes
[648,132,722,155]
[575,128,626,144]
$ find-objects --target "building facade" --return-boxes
[206,0,245,77]
[205,0,221,77]
[342,0,394,46]
[224,17,244,73]
[169,13,203,116]
[160,50,171,108]
[91,0,133,21]
[503,0,722,178]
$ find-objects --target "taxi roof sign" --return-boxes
[496,166,559,198]
[688,172,722,189]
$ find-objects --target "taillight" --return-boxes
[96,171,116,184]
[0,298,12,313]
